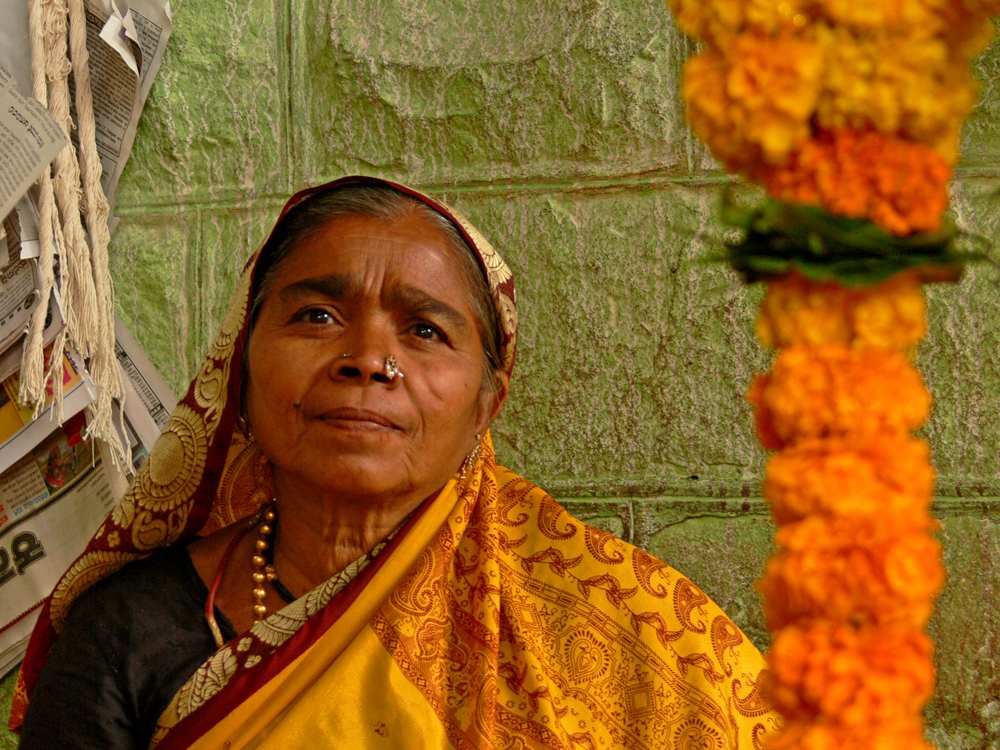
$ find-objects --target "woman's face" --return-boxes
[245,211,506,505]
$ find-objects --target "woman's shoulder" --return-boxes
[488,464,778,748]
[71,543,202,619]
[491,463,756,646]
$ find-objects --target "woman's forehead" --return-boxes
[272,213,476,310]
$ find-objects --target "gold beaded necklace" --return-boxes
[250,506,277,624]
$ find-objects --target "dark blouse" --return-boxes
[18,545,236,750]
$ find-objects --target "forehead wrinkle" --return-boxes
[277,273,357,303]
[386,282,470,332]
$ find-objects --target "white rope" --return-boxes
[21,0,60,412]
[24,0,129,467]
[45,0,101,361]
[66,0,127,466]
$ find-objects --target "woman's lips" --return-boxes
[316,407,399,431]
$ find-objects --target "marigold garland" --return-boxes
[746,278,945,747]
[768,622,935,723]
[662,0,991,744]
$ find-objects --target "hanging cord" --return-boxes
[66,0,128,468]
[21,0,60,414]
[44,0,102,360]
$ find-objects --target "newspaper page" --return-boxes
[0,208,43,353]
[0,421,117,676]
[0,1,172,220]
[80,0,173,216]
[97,316,176,499]
[0,62,68,222]
[114,315,176,449]
[0,4,33,95]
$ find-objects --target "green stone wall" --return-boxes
[3,1,1000,746]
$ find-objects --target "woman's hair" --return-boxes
[248,184,504,398]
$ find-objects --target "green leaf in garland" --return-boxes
[718,193,990,287]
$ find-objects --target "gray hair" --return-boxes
[249,184,503,398]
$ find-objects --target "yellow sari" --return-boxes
[148,437,776,749]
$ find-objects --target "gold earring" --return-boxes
[236,413,253,440]
[459,433,483,480]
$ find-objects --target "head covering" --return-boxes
[9,176,518,730]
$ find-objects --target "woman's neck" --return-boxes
[269,475,426,597]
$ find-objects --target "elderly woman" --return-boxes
[11,177,777,749]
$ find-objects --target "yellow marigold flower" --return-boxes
[756,272,926,351]
[747,345,930,450]
[759,516,944,629]
[764,437,934,524]
[683,34,822,171]
[768,621,934,724]
[811,0,942,34]
[813,27,979,161]
[663,0,807,46]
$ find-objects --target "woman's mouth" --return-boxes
[316,407,398,431]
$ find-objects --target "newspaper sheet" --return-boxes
[0,420,117,676]
[96,317,176,499]
[0,62,68,223]
[115,315,176,449]
[0,331,172,673]
[10,190,40,260]
[80,0,173,217]
[0,208,43,352]
[0,1,172,220]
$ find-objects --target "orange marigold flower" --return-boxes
[756,272,926,351]
[759,516,944,629]
[764,436,934,524]
[747,345,930,450]
[753,128,952,235]
[768,621,934,724]
[770,717,936,750]
[939,1,1000,58]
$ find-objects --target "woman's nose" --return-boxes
[331,323,399,385]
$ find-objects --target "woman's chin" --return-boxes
[277,453,436,504]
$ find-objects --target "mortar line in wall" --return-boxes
[116,157,1000,220]
[111,173,741,218]
[111,161,1000,219]
[543,477,1000,500]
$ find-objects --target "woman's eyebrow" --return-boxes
[388,284,470,331]
[278,274,355,302]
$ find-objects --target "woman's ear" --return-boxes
[476,370,510,437]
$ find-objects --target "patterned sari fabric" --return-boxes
[10,177,778,748]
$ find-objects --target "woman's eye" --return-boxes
[303,309,334,324]
[411,322,440,340]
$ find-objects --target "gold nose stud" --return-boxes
[384,355,403,380]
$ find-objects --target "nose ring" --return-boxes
[384,355,403,380]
